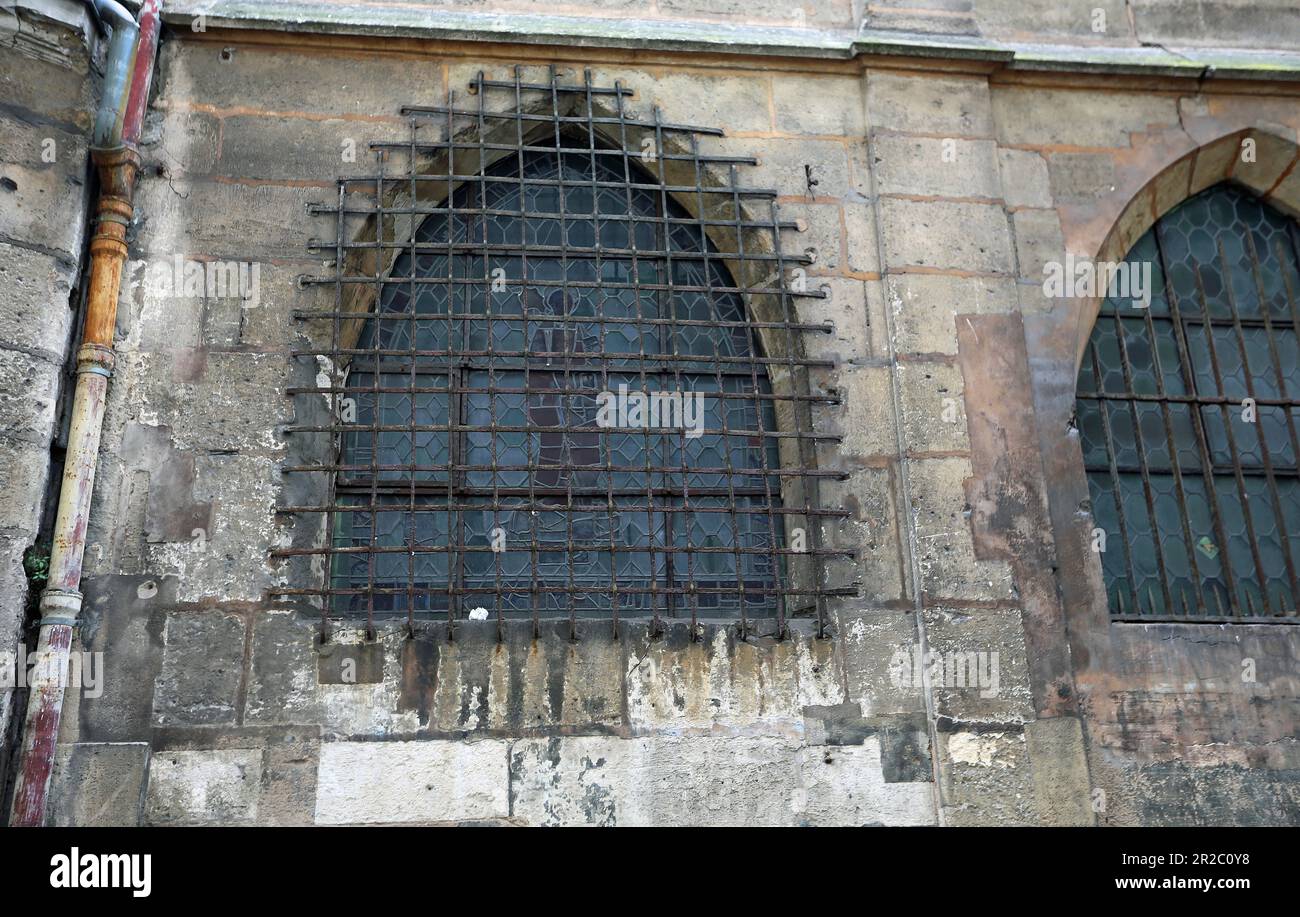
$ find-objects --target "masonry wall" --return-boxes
[27,11,1300,825]
[0,0,97,796]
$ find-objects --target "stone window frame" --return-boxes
[1019,125,1300,718]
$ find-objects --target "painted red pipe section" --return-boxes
[8,1,162,828]
[7,626,73,826]
[123,0,161,144]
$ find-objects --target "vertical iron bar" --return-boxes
[406,117,418,631]
[1111,306,1176,616]
[1131,285,1209,617]
[1193,259,1269,615]
[1154,222,1242,617]
[1218,237,1291,612]
[1088,340,1142,615]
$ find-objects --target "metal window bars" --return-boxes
[271,66,856,640]
[1076,184,1300,622]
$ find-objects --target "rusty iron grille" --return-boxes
[272,66,854,638]
[1077,184,1300,623]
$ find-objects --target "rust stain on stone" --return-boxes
[958,312,1079,718]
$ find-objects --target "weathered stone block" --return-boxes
[772,74,865,137]
[315,739,510,824]
[1048,151,1118,202]
[879,198,1013,273]
[907,457,1016,603]
[0,158,88,261]
[800,276,870,363]
[0,43,93,131]
[132,177,321,261]
[153,610,247,726]
[0,347,62,447]
[834,604,923,715]
[1132,0,1300,51]
[0,242,76,359]
[921,606,1035,724]
[0,436,50,536]
[975,0,1129,40]
[998,149,1052,209]
[800,739,936,825]
[151,109,219,177]
[992,87,1179,149]
[146,748,263,825]
[623,622,838,731]
[898,360,969,454]
[843,201,880,273]
[47,742,150,826]
[872,135,1001,200]
[511,735,803,826]
[784,201,845,272]
[135,351,291,455]
[748,138,851,202]
[938,727,1037,825]
[1011,208,1066,283]
[822,467,910,603]
[884,273,1019,355]
[216,115,410,182]
[161,41,446,117]
[586,66,774,135]
[834,361,897,459]
[1025,715,1095,825]
[866,72,993,138]
[660,0,853,27]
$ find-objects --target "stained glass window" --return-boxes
[1077,184,1300,621]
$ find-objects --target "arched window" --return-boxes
[328,147,784,623]
[276,69,850,636]
[1077,183,1300,621]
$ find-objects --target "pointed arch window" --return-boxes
[1077,184,1300,621]
[275,69,852,636]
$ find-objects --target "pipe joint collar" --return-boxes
[76,343,117,377]
[38,588,84,625]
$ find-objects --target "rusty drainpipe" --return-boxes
[8,0,162,827]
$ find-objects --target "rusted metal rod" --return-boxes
[9,0,161,828]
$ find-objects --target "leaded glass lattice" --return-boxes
[1077,184,1300,622]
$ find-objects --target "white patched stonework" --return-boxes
[314,739,510,824]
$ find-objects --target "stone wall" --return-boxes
[0,0,97,796]
[164,0,1300,53]
[11,3,1300,825]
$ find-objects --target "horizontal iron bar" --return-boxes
[291,347,836,369]
[273,544,853,558]
[291,310,834,334]
[287,384,838,404]
[270,584,859,597]
[279,502,849,517]
[306,240,810,266]
[1084,463,1298,477]
[463,76,633,96]
[369,139,754,167]
[296,275,819,293]
[1097,309,1298,330]
[287,461,846,478]
[1077,391,1300,407]
[283,422,840,440]
[399,106,725,137]
[310,177,784,202]
[1111,613,1299,624]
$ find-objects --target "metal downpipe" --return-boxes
[8,0,161,828]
